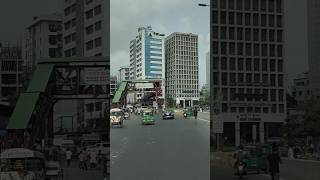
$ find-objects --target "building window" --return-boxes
[277,30,283,42]
[228,0,235,9]
[278,74,283,87]
[71,4,76,12]
[71,33,76,42]
[64,7,71,16]
[71,18,76,27]
[220,0,226,9]
[64,21,71,30]
[229,27,235,40]
[277,60,283,72]
[279,104,284,113]
[278,90,284,102]
[261,29,267,41]
[86,0,93,4]
[277,45,283,57]
[237,28,243,40]
[245,43,251,56]
[253,0,259,10]
[48,24,57,32]
[221,27,227,39]
[230,58,236,70]
[271,104,277,113]
[254,44,260,56]
[238,73,244,83]
[49,35,57,45]
[262,59,268,71]
[86,40,94,50]
[246,58,252,71]
[269,15,275,27]
[71,48,76,56]
[229,42,235,55]
[276,0,282,13]
[220,11,227,24]
[95,21,102,31]
[213,57,219,69]
[213,26,219,39]
[64,49,71,57]
[245,28,251,41]
[213,41,219,54]
[263,107,269,113]
[94,5,102,16]
[245,13,251,26]
[230,73,236,85]
[261,14,267,27]
[238,58,244,70]
[229,12,235,24]
[237,13,243,25]
[221,57,227,70]
[237,0,243,10]
[86,9,94,19]
[270,74,276,86]
[244,0,251,10]
[269,0,275,12]
[94,37,102,47]
[86,103,94,112]
[221,42,227,55]
[262,74,268,85]
[271,89,276,101]
[95,102,102,111]
[270,45,275,57]
[269,30,275,42]
[262,44,267,56]
[237,43,243,55]
[49,48,56,58]
[86,25,94,35]
[254,59,260,71]
[212,11,218,24]
[261,0,267,11]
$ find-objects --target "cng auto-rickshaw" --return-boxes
[183,108,193,118]
[243,144,272,174]
[110,108,124,128]
[141,109,155,125]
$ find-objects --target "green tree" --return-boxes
[166,97,175,108]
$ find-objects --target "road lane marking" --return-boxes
[198,118,210,122]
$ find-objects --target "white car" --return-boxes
[46,161,63,180]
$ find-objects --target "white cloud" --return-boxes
[110,50,130,76]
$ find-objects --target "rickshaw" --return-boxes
[183,108,193,118]
[141,109,155,125]
[110,108,124,128]
[243,144,272,174]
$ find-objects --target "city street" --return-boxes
[110,112,210,180]
[61,160,105,180]
[212,154,320,180]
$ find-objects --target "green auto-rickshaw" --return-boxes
[183,108,193,118]
[141,109,155,125]
[243,144,272,174]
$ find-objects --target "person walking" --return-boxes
[193,108,198,120]
[267,146,282,180]
[288,146,294,159]
[65,148,73,167]
[83,148,89,171]
[90,150,97,168]
[78,151,84,170]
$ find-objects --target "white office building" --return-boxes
[118,66,130,83]
[23,13,63,80]
[165,32,199,108]
[210,0,286,146]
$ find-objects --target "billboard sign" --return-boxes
[135,83,154,89]
[83,69,108,85]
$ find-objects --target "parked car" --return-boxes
[163,111,174,120]
[46,161,63,180]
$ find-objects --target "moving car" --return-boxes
[110,108,124,128]
[163,111,174,120]
[46,161,63,180]
[142,109,155,125]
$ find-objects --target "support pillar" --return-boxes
[183,100,186,108]
[191,100,194,107]
[260,122,265,143]
[235,121,240,147]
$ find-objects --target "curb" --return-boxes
[282,157,320,163]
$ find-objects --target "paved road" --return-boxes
[111,113,210,180]
[212,154,320,180]
[61,159,105,180]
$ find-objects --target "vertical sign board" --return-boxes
[212,114,224,133]
[252,125,257,142]
[83,68,108,85]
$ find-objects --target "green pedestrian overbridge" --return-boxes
[6,56,109,148]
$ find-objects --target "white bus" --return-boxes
[0,148,47,180]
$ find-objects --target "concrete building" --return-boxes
[129,26,165,80]
[292,72,310,104]
[128,26,165,104]
[206,51,210,90]
[0,46,23,100]
[118,66,130,83]
[165,32,199,108]
[23,13,63,81]
[307,0,320,97]
[210,0,286,146]
[110,75,118,96]
[54,0,109,132]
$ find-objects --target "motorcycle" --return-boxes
[237,161,246,179]
[183,113,187,118]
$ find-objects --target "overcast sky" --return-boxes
[0,0,308,88]
[0,0,61,44]
[111,0,210,87]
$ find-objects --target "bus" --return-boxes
[0,148,47,180]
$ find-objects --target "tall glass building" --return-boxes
[129,26,165,80]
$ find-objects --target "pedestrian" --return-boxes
[83,148,88,170]
[193,108,198,120]
[288,146,294,159]
[78,151,84,170]
[90,150,97,168]
[65,148,72,167]
[267,146,282,180]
